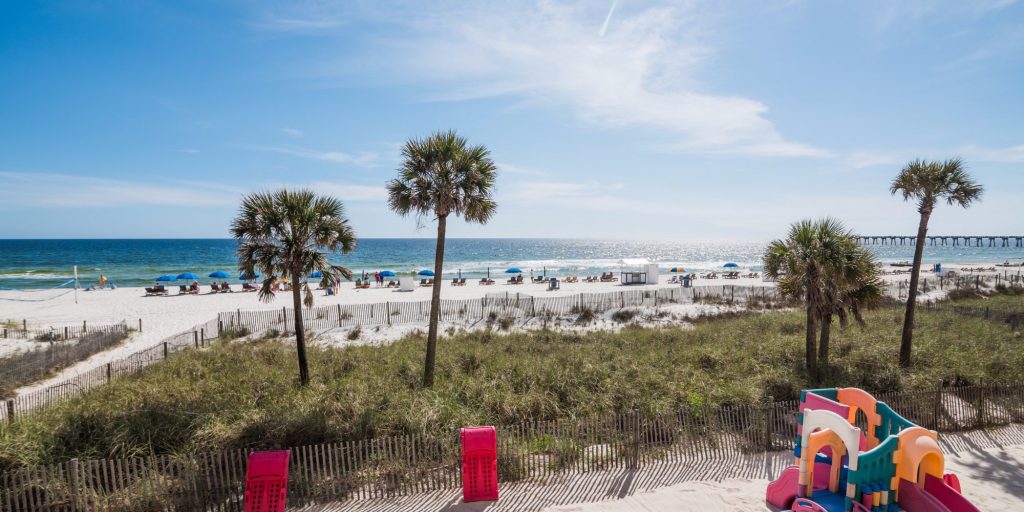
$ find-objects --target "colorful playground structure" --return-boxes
[766,387,981,512]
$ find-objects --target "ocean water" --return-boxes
[0,238,1022,289]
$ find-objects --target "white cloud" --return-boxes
[300,1,824,157]
[0,172,387,211]
[0,172,234,209]
[282,127,304,138]
[307,182,388,202]
[177,148,200,154]
[961,144,1024,163]
[243,145,378,167]
[501,180,700,216]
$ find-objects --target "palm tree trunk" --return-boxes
[423,214,447,388]
[900,208,931,368]
[805,291,817,373]
[818,312,832,368]
[292,269,309,385]
[852,303,866,327]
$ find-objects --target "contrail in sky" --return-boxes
[599,0,618,37]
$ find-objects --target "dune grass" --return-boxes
[1,305,1021,470]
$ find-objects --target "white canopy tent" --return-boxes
[617,258,659,285]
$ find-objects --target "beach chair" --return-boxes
[211,283,221,292]
[547,277,560,291]
[221,283,233,293]
[242,282,257,292]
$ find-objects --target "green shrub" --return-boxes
[611,309,638,323]
[2,305,1021,469]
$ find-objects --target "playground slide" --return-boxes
[925,474,981,512]
[899,478,950,512]
[766,466,800,509]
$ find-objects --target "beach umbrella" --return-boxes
[176,272,198,280]
[505,267,522,274]
[309,271,323,279]
[239,271,260,280]
[208,271,230,279]
[669,267,686,273]
[723,262,739,268]
[418,269,435,277]
[380,270,396,277]
[156,275,175,282]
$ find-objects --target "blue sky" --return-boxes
[1,0,1022,239]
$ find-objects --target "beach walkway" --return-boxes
[295,424,1024,512]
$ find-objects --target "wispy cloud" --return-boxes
[0,172,234,209]
[177,148,200,154]
[839,143,1024,169]
[282,127,304,138]
[961,143,1024,163]
[0,172,388,210]
[502,180,700,216]
[302,1,824,157]
[243,144,378,167]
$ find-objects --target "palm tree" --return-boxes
[817,237,883,366]
[231,189,356,385]
[891,158,982,367]
[764,219,877,373]
[387,130,497,388]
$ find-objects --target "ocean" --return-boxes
[1,238,1022,289]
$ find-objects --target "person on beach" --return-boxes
[191,280,200,294]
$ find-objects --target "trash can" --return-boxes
[243,450,290,512]
[461,426,498,502]
[682,275,691,288]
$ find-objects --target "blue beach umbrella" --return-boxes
[309,271,323,279]
[208,271,230,279]
[418,269,435,277]
[723,262,739,268]
[380,270,396,277]
[156,275,175,282]
[505,267,522,274]
[239,271,260,280]
[176,272,198,280]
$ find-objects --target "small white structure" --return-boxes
[398,276,416,292]
[617,258,659,285]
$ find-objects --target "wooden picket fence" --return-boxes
[0,321,116,342]
[2,383,1023,511]
[0,324,130,395]
[0,318,221,424]
[216,285,786,337]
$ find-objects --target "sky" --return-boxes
[1,0,1022,240]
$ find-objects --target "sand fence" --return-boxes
[2,384,1023,511]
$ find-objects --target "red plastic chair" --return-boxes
[461,426,498,502]
[243,450,290,512]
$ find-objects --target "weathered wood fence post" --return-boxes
[69,458,81,512]
[5,399,14,424]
